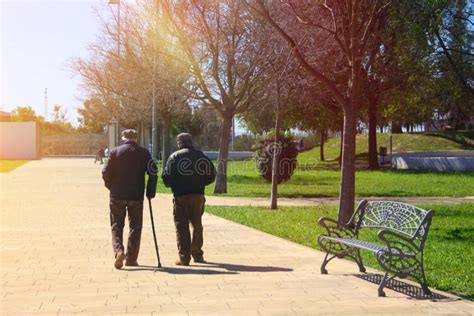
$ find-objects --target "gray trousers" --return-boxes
[110,199,143,262]
[173,194,206,262]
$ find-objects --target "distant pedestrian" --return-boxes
[162,133,216,266]
[95,148,105,164]
[102,129,158,269]
[296,139,304,151]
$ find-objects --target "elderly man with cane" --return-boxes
[102,129,158,269]
[162,133,216,266]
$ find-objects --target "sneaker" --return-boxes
[114,251,126,269]
[125,260,139,267]
[193,257,206,263]
[175,259,190,266]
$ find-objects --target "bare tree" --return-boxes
[249,0,390,223]
[70,0,190,153]
[162,0,272,193]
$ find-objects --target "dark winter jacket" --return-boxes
[162,146,216,197]
[102,141,158,200]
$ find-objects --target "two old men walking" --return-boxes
[102,130,215,269]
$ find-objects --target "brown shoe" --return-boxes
[175,259,190,266]
[125,260,139,267]
[193,257,206,263]
[114,251,126,269]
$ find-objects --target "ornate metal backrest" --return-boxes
[355,201,433,244]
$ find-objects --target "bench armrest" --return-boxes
[377,229,419,255]
[318,217,356,239]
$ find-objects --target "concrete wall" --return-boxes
[0,122,41,159]
[391,151,474,172]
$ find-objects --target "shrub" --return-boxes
[255,134,298,184]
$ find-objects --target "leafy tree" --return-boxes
[77,98,109,133]
[52,104,68,124]
[11,106,40,122]
[256,134,298,184]
[171,106,204,139]
[379,0,473,133]
[195,104,221,150]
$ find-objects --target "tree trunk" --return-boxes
[338,127,344,167]
[270,112,280,210]
[338,107,357,225]
[214,114,232,194]
[392,122,403,133]
[368,97,379,170]
[319,130,325,162]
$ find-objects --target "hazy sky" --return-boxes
[0,0,110,125]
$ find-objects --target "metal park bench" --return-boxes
[317,200,434,297]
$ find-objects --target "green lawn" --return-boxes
[156,160,474,197]
[0,160,30,173]
[206,203,474,300]
[156,132,474,198]
[300,132,473,164]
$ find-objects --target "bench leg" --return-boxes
[321,253,336,274]
[354,249,366,273]
[419,265,432,296]
[378,271,389,297]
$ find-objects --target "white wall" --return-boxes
[0,122,39,159]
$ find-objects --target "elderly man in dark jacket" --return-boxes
[102,129,158,269]
[162,133,216,266]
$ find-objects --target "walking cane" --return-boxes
[147,197,162,268]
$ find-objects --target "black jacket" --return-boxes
[162,146,216,197]
[102,141,158,200]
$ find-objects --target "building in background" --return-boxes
[0,122,42,159]
[0,111,12,122]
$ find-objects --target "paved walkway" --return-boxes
[0,159,472,315]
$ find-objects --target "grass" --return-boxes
[155,132,474,197]
[0,160,30,173]
[425,131,474,149]
[298,132,473,169]
[304,132,473,160]
[206,203,474,300]
[156,160,474,197]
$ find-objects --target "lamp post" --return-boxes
[151,0,159,159]
[109,0,121,145]
[108,117,118,151]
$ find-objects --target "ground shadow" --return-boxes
[162,267,238,275]
[353,273,455,301]
[199,261,293,273]
[121,265,161,272]
[121,262,292,274]
[121,264,238,275]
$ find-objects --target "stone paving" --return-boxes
[0,158,473,315]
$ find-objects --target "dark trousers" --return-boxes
[110,199,143,262]
[173,194,206,262]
